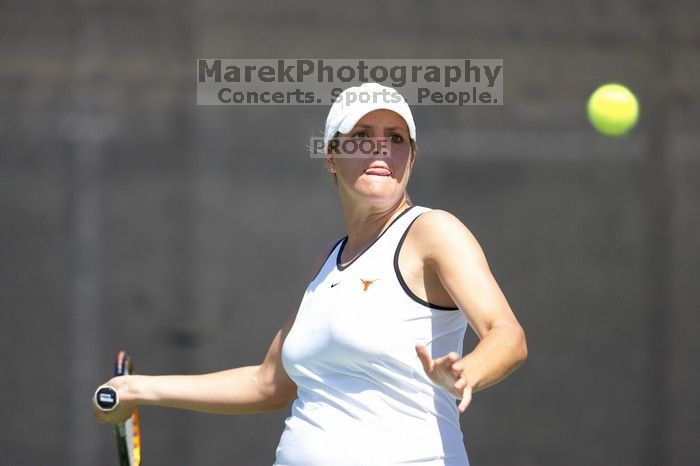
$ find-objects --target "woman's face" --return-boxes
[326,109,415,208]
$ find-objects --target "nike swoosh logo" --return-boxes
[331,281,340,288]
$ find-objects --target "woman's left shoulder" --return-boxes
[410,208,483,257]
[413,208,472,236]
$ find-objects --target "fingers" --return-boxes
[92,402,132,424]
[92,394,110,423]
[417,346,465,380]
[92,398,113,423]
[416,345,473,409]
[457,388,472,413]
[91,379,133,424]
[415,343,434,374]
[442,352,459,364]
[453,377,473,413]
[434,351,457,366]
[435,352,464,380]
[444,352,460,373]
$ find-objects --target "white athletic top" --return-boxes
[274,206,470,466]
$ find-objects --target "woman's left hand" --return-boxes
[415,343,472,413]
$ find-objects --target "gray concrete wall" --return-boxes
[1,0,698,465]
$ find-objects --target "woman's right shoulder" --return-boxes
[308,237,344,281]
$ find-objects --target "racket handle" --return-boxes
[95,386,119,412]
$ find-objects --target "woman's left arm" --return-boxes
[413,210,528,413]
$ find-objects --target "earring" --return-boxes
[329,167,335,173]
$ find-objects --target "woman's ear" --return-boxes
[325,153,336,173]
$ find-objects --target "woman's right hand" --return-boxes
[92,376,138,424]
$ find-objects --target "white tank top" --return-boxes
[275,206,470,466]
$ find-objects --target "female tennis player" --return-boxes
[93,82,527,465]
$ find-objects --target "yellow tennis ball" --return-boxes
[587,83,639,136]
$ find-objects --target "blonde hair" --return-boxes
[326,132,417,205]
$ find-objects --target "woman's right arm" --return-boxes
[93,310,297,423]
[93,239,338,424]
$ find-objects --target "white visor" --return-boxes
[323,82,416,149]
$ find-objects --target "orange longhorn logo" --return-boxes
[360,278,380,291]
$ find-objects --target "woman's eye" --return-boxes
[391,134,404,143]
[352,131,368,139]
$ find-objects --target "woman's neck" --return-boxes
[339,197,412,257]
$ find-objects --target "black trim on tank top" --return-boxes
[309,236,346,284]
[393,214,460,311]
[327,236,346,264]
[336,205,415,271]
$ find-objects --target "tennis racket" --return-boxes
[94,351,142,466]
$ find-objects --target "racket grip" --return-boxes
[94,386,119,412]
